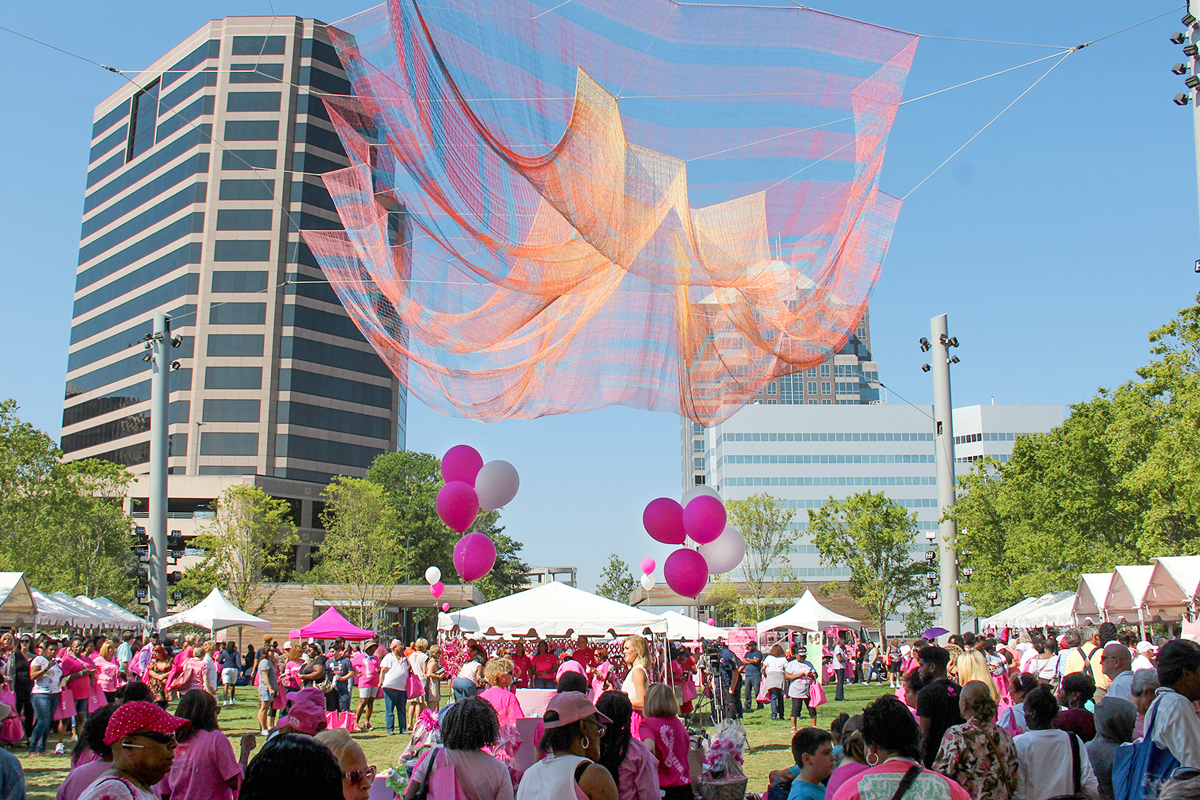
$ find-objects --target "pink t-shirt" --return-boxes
[826,762,871,799]
[640,716,690,787]
[56,759,111,800]
[93,656,121,693]
[157,729,242,800]
[60,653,93,692]
[479,686,526,728]
[556,659,586,681]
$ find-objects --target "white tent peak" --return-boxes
[438,581,666,638]
[662,611,725,640]
[0,573,36,627]
[756,590,861,638]
[157,587,271,632]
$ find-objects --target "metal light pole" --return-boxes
[147,312,172,622]
[928,314,960,634]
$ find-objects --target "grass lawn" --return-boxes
[8,681,896,799]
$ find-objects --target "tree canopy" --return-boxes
[954,295,1200,616]
[596,554,636,603]
[809,490,928,631]
[709,493,799,625]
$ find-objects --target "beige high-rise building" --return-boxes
[61,18,405,568]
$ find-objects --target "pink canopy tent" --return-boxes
[289,606,375,640]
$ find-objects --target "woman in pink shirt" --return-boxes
[478,657,525,729]
[353,642,380,731]
[59,638,97,738]
[639,684,691,800]
[158,690,256,800]
[93,642,123,703]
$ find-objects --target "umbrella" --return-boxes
[922,627,950,639]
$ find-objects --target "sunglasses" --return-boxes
[343,766,378,785]
[1172,767,1200,782]
[131,731,177,745]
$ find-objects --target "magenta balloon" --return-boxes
[430,581,445,599]
[436,481,479,533]
[683,495,726,544]
[642,498,685,545]
[454,533,497,582]
[663,548,709,598]
[441,445,484,486]
[706,618,716,626]
[640,557,656,576]
[442,602,450,612]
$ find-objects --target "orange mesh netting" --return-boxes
[301,0,917,425]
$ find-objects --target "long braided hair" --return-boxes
[596,690,633,781]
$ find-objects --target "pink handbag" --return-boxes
[808,681,827,708]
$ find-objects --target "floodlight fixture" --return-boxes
[919,336,931,352]
[1188,75,1200,89]
[1176,93,1193,106]
[1174,62,1191,75]
[949,355,960,364]
[1184,12,1197,28]
[1185,43,1199,57]
[921,364,931,373]
[1172,32,1188,44]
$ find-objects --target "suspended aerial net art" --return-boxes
[301,0,918,425]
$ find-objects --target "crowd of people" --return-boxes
[3,623,1200,800]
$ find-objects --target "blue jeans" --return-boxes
[532,677,555,690]
[383,688,407,734]
[743,673,762,709]
[835,668,846,701]
[768,687,785,720]
[452,678,479,702]
[29,692,58,754]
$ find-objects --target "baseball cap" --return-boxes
[543,693,612,729]
[1137,641,1154,654]
[103,701,190,745]
[276,687,327,735]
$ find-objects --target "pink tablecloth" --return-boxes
[514,688,555,717]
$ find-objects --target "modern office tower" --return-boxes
[682,311,879,493]
[689,402,1064,628]
[61,17,405,484]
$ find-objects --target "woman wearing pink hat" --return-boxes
[76,701,190,800]
[516,692,618,800]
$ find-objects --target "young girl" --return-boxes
[639,683,691,800]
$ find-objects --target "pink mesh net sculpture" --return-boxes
[301,0,917,424]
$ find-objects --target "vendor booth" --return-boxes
[1073,573,1114,623]
[289,605,375,640]
[755,590,862,639]
[0,573,36,627]
[438,581,666,638]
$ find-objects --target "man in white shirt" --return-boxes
[1101,642,1134,703]
[1013,685,1100,800]
[377,639,410,735]
[831,641,846,701]
[1133,641,1156,672]
[1145,639,1200,768]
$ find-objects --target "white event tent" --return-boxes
[438,582,666,638]
[50,591,123,628]
[981,592,1074,629]
[756,590,862,639]
[157,587,272,632]
[1073,573,1114,623]
[1104,566,1155,622]
[1144,557,1200,618]
[662,611,725,640]
[89,597,154,631]
[31,589,92,627]
[0,573,37,627]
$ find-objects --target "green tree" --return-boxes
[44,459,136,600]
[596,554,636,603]
[473,523,531,602]
[191,485,298,616]
[0,399,62,557]
[311,476,403,629]
[809,491,927,632]
[725,493,799,625]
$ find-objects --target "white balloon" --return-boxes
[640,573,656,591]
[698,526,746,574]
[476,460,520,510]
[682,485,721,507]
[424,566,441,585]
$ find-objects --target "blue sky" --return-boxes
[1,1,1196,592]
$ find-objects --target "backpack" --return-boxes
[1112,698,1180,800]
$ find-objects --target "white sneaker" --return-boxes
[260,729,270,736]
[54,743,65,755]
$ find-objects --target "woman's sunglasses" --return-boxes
[343,766,378,785]
[123,731,177,747]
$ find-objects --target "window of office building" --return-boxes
[211,271,268,293]
[207,333,263,357]
[808,381,818,394]
[205,366,262,390]
[203,399,260,422]
[693,440,704,452]
[232,36,286,56]
[219,178,275,200]
[821,381,830,394]
[820,364,830,378]
[199,432,259,456]
[126,80,161,162]
[209,302,266,325]
[216,209,273,231]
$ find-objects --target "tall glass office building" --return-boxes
[61,17,405,484]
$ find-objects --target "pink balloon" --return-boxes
[430,581,445,599]
[664,548,709,598]
[643,498,685,545]
[454,532,497,582]
[640,557,656,576]
[683,495,726,544]
[436,481,479,533]
[442,602,450,612]
[442,445,484,486]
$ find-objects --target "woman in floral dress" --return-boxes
[931,680,1019,800]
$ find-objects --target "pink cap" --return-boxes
[544,692,612,729]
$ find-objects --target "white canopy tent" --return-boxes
[1024,593,1077,628]
[980,595,1055,629]
[1145,557,1200,618]
[49,592,120,628]
[31,589,89,627]
[756,590,862,639]
[1073,573,1114,622]
[0,573,36,627]
[438,582,666,638]
[91,597,154,631]
[1104,565,1155,619]
[662,611,725,640]
[156,587,272,632]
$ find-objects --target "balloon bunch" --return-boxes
[435,445,520,583]
[425,567,453,613]
[642,486,746,598]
